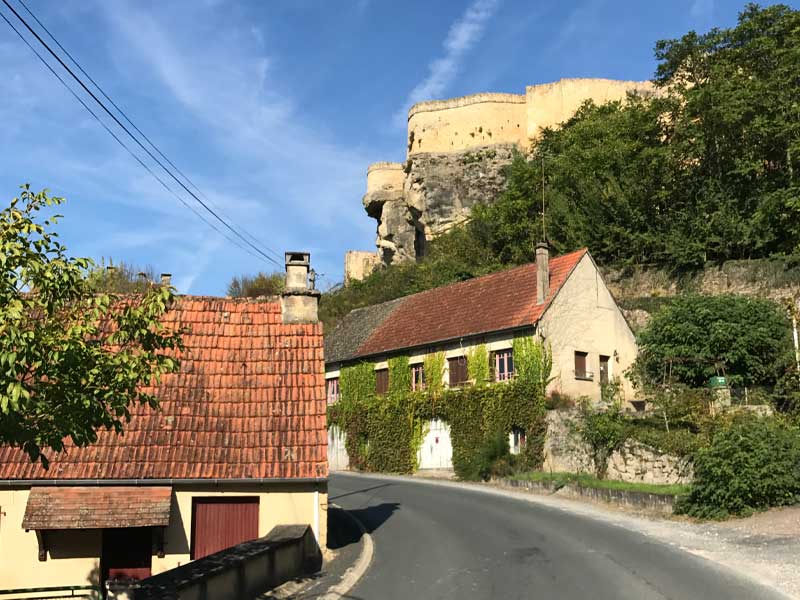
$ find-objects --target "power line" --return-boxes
[0,9,269,264]
[15,0,283,263]
[1,0,282,266]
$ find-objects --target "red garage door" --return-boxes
[191,497,259,559]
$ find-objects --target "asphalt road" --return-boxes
[330,473,786,600]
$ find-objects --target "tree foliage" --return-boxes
[0,186,183,464]
[473,4,800,270]
[86,258,156,294]
[634,294,793,388]
[227,271,285,298]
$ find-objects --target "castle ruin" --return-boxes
[349,78,655,281]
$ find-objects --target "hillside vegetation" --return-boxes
[321,4,800,330]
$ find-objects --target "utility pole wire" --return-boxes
[15,0,282,264]
[0,9,270,265]
[1,0,281,266]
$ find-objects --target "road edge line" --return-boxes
[320,503,374,600]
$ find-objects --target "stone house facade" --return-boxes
[325,246,638,469]
[0,253,327,593]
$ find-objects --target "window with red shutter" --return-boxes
[375,369,389,395]
[574,351,591,380]
[411,364,425,391]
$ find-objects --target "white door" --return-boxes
[328,425,350,471]
[417,419,453,470]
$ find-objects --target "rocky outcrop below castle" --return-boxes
[350,79,655,275]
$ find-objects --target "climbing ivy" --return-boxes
[423,351,446,396]
[328,337,551,478]
[466,344,490,386]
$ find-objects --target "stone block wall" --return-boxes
[543,410,693,485]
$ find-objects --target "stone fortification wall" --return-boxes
[526,78,656,138]
[407,93,526,155]
[345,78,658,277]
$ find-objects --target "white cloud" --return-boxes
[392,0,501,127]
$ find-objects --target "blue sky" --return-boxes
[0,0,792,294]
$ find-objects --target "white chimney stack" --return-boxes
[536,242,550,305]
[281,252,320,324]
[160,273,172,287]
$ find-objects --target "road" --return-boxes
[330,473,787,600]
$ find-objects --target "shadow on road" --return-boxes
[327,502,400,550]
[329,482,393,502]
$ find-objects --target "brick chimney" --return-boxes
[536,242,550,305]
[281,252,321,324]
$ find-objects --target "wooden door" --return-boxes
[102,527,152,582]
[191,497,259,560]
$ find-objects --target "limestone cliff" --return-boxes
[350,78,656,275]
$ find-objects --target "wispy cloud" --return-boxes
[690,0,714,25]
[392,0,501,127]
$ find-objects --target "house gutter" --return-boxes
[0,477,328,487]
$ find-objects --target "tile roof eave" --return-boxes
[0,477,328,487]
[342,322,539,365]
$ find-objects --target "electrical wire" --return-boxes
[1,0,282,266]
[14,0,283,263]
[0,9,270,264]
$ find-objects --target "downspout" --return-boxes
[313,489,320,542]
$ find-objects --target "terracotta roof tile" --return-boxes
[353,249,587,358]
[0,297,326,482]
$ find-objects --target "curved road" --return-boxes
[330,473,785,600]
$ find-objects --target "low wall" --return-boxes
[544,411,693,485]
[109,525,320,600]
[499,478,677,514]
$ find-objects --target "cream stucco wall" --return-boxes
[525,78,656,140]
[538,254,638,402]
[0,483,327,591]
[407,93,526,155]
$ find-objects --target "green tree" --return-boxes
[227,271,285,298]
[635,294,793,388]
[0,186,183,464]
[86,258,156,294]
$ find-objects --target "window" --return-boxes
[411,364,425,391]
[574,351,591,380]
[510,426,526,455]
[375,369,389,395]
[448,356,469,387]
[493,349,514,382]
[326,378,340,404]
[599,355,610,385]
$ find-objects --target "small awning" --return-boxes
[22,486,172,530]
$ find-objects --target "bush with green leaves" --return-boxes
[577,400,628,479]
[675,416,800,519]
[634,294,793,389]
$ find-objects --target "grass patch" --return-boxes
[510,471,690,496]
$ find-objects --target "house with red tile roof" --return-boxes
[0,253,327,593]
[324,245,637,469]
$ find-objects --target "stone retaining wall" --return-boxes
[544,410,693,485]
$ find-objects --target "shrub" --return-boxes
[461,430,511,482]
[577,401,628,479]
[675,416,800,519]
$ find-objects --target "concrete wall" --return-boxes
[525,78,655,140]
[407,93,527,155]
[539,254,638,402]
[0,483,327,592]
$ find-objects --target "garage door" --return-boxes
[417,419,453,470]
[191,497,259,559]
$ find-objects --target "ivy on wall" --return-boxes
[328,337,552,478]
[466,344,490,386]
